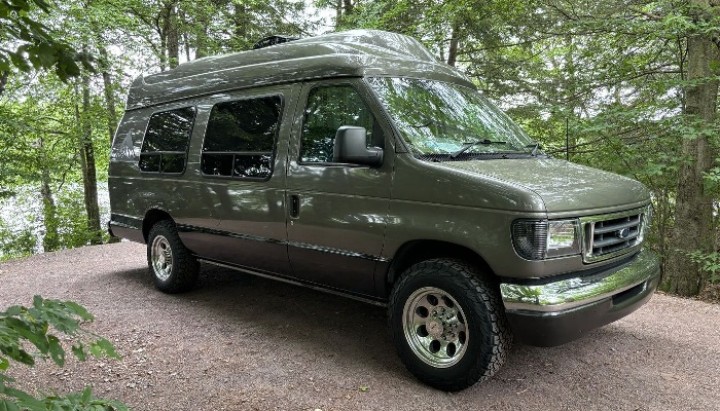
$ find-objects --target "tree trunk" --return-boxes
[184,32,191,61]
[334,0,354,28]
[447,23,460,67]
[335,0,342,29]
[39,137,59,252]
[77,71,103,245]
[342,0,354,15]
[159,4,170,71]
[159,33,168,71]
[663,1,720,296]
[233,2,249,44]
[194,8,209,58]
[0,71,7,98]
[166,1,180,68]
[98,46,118,143]
[565,34,578,159]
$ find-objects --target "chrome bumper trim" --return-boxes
[500,250,660,313]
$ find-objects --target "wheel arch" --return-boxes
[383,240,497,296]
[143,208,174,242]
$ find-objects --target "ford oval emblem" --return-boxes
[617,228,631,239]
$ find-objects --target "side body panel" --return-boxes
[109,105,221,242]
[109,84,296,276]
[285,78,395,297]
[188,85,295,275]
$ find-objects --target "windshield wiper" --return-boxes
[526,142,541,156]
[450,139,506,159]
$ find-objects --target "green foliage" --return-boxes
[0,0,718,296]
[0,224,35,262]
[703,164,720,197]
[55,187,105,248]
[0,0,92,80]
[0,296,126,410]
[688,251,720,284]
[0,62,112,258]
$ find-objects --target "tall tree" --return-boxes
[76,69,102,245]
[164,0,180,69]
[663,0,720,295]
[98,45,118,143]
[39,136,60,251]
[0,70,7,97]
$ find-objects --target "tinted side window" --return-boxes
[300,86,375,163]
[201,96,281,179]
[139,107,195,173]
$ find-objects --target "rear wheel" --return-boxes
[147,220,199,293]
[388,259,511,391]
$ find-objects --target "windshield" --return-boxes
[367,77,534,157]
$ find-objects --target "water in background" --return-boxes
[0,182,111,259]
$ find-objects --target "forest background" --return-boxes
[2,0,720,298]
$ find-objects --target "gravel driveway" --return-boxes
[1,242,719,410]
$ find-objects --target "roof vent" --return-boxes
[253,35,300,50]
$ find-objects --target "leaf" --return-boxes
[17,350,34,367]
[0,399,21,411]
[0,357,9,371]
[47,335,65,366]
[63,301,93,322]
[5,317,48,354]
[4,317,48,353]
[32,0,53,13]
[26,46,42,70]
[0,372,16,385]
[8,52,30,73]
[55,52,81,82]
[71,343,87,361]
[90,338,119,360]
[37,299,82,334]
[81,386,92,403]
[2,386,44,410]
[2,306,23,317]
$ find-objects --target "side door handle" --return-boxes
[289,194,300,218]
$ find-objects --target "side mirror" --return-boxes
[333,126,384,167]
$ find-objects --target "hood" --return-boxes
[434,157,650,215]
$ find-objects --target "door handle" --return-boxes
[290,194,300,218]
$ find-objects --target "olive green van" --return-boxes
[108,29,660,391]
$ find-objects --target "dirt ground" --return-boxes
[0,242,719,411]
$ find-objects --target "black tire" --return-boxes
[388,258,511,391]
[146,219,199,293]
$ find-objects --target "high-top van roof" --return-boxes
[125,29,474,110]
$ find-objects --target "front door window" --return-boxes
[300,85,376,164]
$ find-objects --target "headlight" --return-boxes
[641,204,653,239]
[512,219,581,260]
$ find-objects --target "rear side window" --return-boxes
[139,107,196,173]
[201,95,281,179]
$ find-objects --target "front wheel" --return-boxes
[388,259,511,391]
[147,220,199,293]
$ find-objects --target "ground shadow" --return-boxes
[108,262,399,376]
[103,261,709,400]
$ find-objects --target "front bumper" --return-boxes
[500,250,660,346]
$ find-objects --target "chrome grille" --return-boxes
[582,208,646,262]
